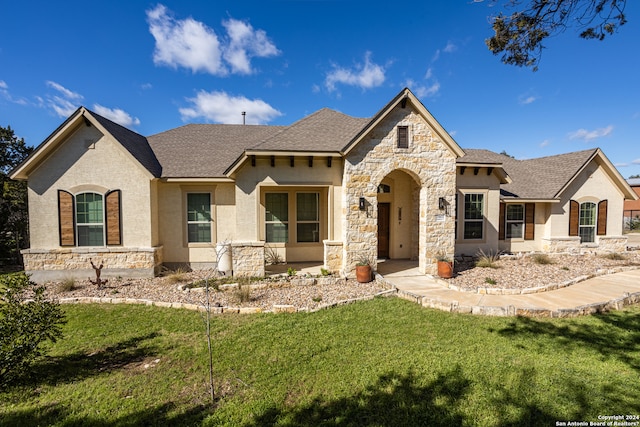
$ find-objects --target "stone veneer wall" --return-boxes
[231,241,265,277]
[542,236,628,254]
[596,236,628,253]
[22,246,163,283]
[323,240,343,273]
[342,106,457,276]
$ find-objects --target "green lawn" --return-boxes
[2,298,639,426]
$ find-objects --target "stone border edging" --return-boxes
[439,265,640,295]
[374,272,640,318]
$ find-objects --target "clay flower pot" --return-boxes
[437,260,454,279]
[356,264,372,283]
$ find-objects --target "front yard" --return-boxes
[1,298,639,426]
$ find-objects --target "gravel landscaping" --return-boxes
[44,250,640,311]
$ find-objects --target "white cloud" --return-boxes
[44,81,84,117]
[633,158,640,165]
[539,139,550,147]
[443,41,457,53]
[147,4,224,75]
[325,52,385,92]
[615,162,629,167]
[567,125,614,142]
[222,18,280,74]
[519,95,537,105]
[93,104,141,127]
[404,78,440,98]
[0,80,7,89]
[179,90,282,124]
[147,5,279,76]
[46,81,83,100]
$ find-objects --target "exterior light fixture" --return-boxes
[439,197,446,210]
[359,197,366,211]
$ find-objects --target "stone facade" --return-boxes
[596,236,628,253]
[323,240,343,273]
[342,105,457,276]
[22,246,163,283]
[231,241,265,277]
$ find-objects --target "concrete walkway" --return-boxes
[377,260,640,317]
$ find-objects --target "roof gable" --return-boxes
[342,88,465,158]
[461,148,637,201]
[11,107,161,180]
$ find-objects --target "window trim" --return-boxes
[261,187,327,246]
[185,191,214,245]
[265,192,289,243]
[75,192,105,247]
[460,191,486,241]
[296,192,320,243]
[578,201,597,243]
[505,203,525,240]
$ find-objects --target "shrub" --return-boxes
[57,277,77,293]
[0,272,66,387]
[320,268,330,277]
[475,250,500,268]
[165,267,189,284]
[601,252,626,261]
[233,278,253,303]
[531,253,554,265]
[287,267,297,277]
[484,277,497,285]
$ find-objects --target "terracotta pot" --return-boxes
[356,265,372,283]
[437,260,453,279]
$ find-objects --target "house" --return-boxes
[10,88,638,282]
[624,178,640,229]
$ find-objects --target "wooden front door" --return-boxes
[378,203,390,258]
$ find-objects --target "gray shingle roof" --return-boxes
[251,108,370,152]
[459,148,598,199]
[147,124,285,178]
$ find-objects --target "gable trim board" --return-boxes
[10,88,637,281]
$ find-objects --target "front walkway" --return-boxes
[377,260,640,317]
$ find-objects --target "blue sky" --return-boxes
[2,1,639,178]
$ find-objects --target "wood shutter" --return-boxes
[58,190,75,246]
[569,200,579,237]
[597,199,608,236]
[498,203,505,240]
[105,189,122,245]
[397,126,409,148]
[524,203,535,240]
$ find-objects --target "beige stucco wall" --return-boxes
[156,182,237,267]
[27,123,155,249]
[233,156,344,262]
[550,159,626,239]
[455,167,501,256]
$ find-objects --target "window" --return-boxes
[76,192,104,246]
[187,193,212,243]
[265,193,289,243]
[464,193,484,239]
[579,202,596,243]
[397,126,409,148]
[296,193,319,243]
[505,204,524,239]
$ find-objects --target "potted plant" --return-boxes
[355,256,373,283]
[436,253,454,279]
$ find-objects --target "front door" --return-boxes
[378,203,390,258]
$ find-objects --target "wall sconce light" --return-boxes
[438,197,446,210]
[398,207,402,221]
[359,197,366,211]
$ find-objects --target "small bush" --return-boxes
[233,278,253,303]
[601,252,626,261]
[312,296,323,303]
[287,267,297,277]
[57,277,77,292]
[265,245,284,265]
[320,268,330,277]
[484,277,497,285]
[531,253,554,265]
[0,272,66,387]
[475,250,500,268]
[165,267,189,284]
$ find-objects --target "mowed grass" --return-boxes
[2,298,639,426]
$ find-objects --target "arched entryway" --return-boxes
[376,170,420,261]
